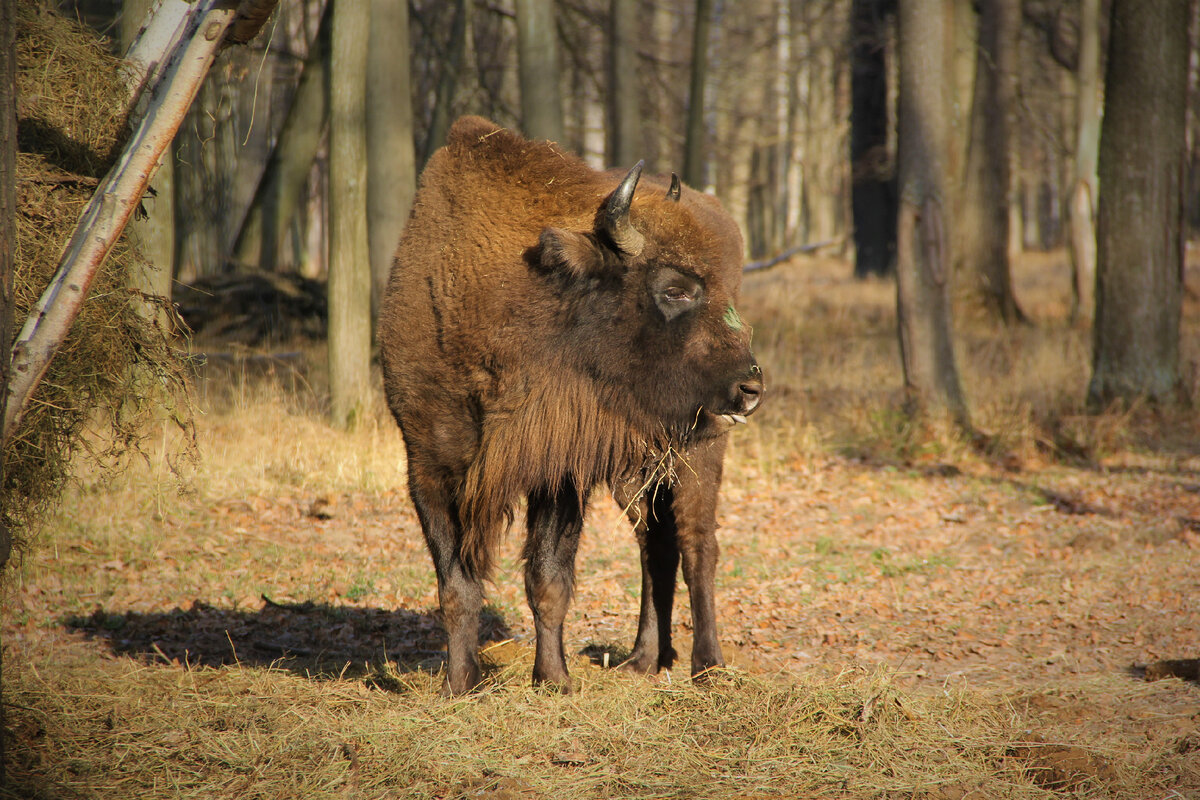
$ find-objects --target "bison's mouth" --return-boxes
[718,412,749,426]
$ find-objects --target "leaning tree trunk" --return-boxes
[515,0,563,142]
[1087,0,1189,409]
[958,0,1023,322]
[328,0,372,428]
[367,0,416,319]
[4,0,279,446]
[682,0,714,189]
[1067,0,1101,323]
[894,0,969,427]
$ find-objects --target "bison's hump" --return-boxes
[447,116,507,149]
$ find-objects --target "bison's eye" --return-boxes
[651,267,703,322]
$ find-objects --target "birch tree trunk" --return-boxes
[895,0,969,427]
[328,0,372,428]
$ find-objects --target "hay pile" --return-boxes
[6,5,193,544]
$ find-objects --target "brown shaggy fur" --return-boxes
[379,117,754,580]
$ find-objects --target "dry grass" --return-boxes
[7,633,1079,800]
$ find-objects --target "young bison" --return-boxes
[378,116,763,694]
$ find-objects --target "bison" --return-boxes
[378,116,763,694]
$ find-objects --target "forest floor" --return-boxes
[3,251,1199,798]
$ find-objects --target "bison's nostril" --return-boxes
[737,378,763,414]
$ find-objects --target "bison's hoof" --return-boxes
[532,674,573,694]
[440,665,482,696]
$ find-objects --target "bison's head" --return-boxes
[535,162,764,441]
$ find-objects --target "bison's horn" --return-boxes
[667,173,681,202]
[604,160,645,256]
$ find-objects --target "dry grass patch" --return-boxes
[5,634,1099,800]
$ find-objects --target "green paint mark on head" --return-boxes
[724,304,744,331]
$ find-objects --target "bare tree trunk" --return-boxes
[682,0,714,189]
[895,0,969,426]
[120,0,175,317]
[421,0,470,165]
[850,0,896,277]
[1087,0,1188,409]
[1068,0,1101,323]
[606,0,640,167]
[958,0,1023,322]
[328,0,372,427]
[232,3,330,272]
[367,0,416,320]
[515,0,563,142]
[800,0,845,246]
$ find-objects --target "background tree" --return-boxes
[894,0,968,426]
[1067,0,1101,323]
[849,0,895,277]
[682,0,714,189]
[957,0,1022,322]
[421,0,470,165]
[1087,0,1190,409]
[515,0,563,142]
[328,0,372,427]
[606,0,639,167]
[119,0,175,317]
[367,0,417,318]
[231,3,330,273]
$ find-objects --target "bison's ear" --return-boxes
[538,228,607,280]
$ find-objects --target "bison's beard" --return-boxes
[453,371,720,577]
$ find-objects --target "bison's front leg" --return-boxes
[409,473,484,696]
[617,488,679,674]
[673,438,728,678]
[523,483,587,691]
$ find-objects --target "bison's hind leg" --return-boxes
[409,472,484,696]
[524,483,588,692]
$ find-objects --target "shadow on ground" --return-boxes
[66,598,513,679]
